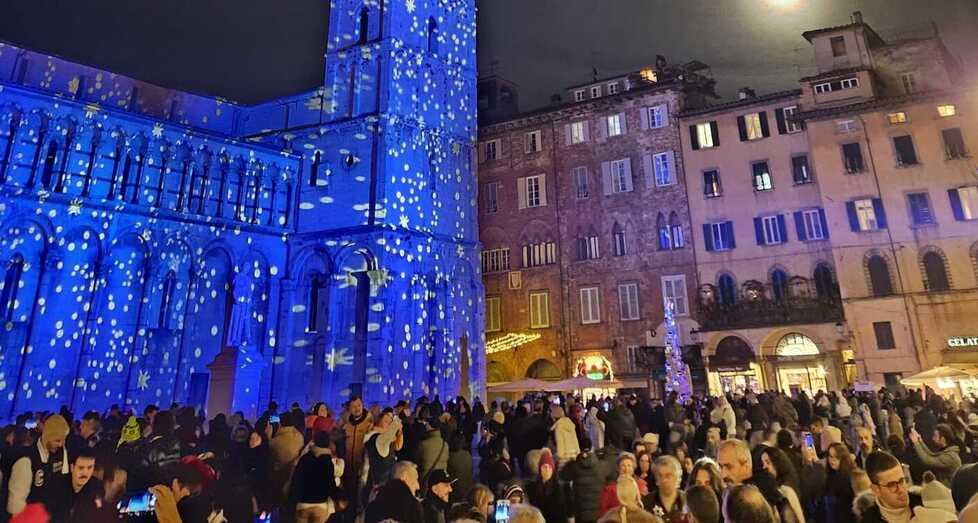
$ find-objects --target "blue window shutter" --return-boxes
[777,214,788,243]
[873,198,888,229]
[702,224,714,251]
[754,217,765,245]
[949,189,965,221]
[818,208,830,238]
[846,202,860,231]
[725,221,736,249]
[794,211,807,241]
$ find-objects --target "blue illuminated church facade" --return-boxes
[0,0,483,419]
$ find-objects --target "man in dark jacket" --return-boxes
[365,461,424,523]
[63,450,116,523]
[560,440,605,523]
[603,400,637,451]
[290,431,338,522]
[132,410,183,491]
[421,469,454,523]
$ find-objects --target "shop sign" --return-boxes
[948,336,978,348]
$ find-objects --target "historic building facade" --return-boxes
[0,0,482,419]
[797,15,978,388]
[478,64,714,392]
[680,90,849,396]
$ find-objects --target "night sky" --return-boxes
[1,0,976,109]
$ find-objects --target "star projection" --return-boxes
[0,0,483,419]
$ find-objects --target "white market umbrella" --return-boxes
[486,377,552,393]
[901,366,972,386]
[548,375,624,392]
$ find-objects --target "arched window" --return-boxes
[814,263,836,300]
[867,255,893,296]
[718,274,736,306]
[526,358,562,380]
[306,274,326,332]
[612,222,627,256]
[657,213,670,250]
[922,251,950,291]
[358,8,369,45]
[158,271,176,328]
[40,139,58,189]
[771,269,788,302]
[0,255,25,322]
[427,17,439,55]
[775,333,820,356]
[309,151,321,187]
[669,212,684,249]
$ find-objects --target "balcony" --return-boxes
[696,277,843,332]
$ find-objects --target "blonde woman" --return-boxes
[598,476,662,522]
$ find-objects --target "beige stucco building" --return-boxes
[798,14,978,389]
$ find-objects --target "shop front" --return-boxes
[769,333,831,395]
[936,334,978,397]
[708,336,765,395]
[574,354,620,398]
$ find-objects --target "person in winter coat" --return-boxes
[132,410,183,491]
[447,429,474,502]
[421,469,454,523]
[772,395,798,428]
[604,401,638,452]
[597,475,659,523]
[269,410,306,508]
[341,395,374,503]
[526,450,569,522]
[362,409,403,496]
[586,406,606,450]
[551,406,581,466]
[910,424,962,485]
[418,420,449,483]
[290,430,338,523]
[364,461,424,523]
[560,439,605,523]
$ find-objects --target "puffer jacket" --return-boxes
[268,426,305,505]
[604,406,637,450]
[417,428,449,482]
[132,434,182,490]
[553,416,582,464]
[560,450,605,523]
[912,439,961,485]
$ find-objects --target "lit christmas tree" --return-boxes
[663,299,692,402]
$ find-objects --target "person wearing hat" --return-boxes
[422,469,456,523]
[7,414,70,517]
[526,449,569,523]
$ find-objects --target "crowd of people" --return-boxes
[4,386,978,522]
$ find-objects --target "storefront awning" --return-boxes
[901,366,972,386]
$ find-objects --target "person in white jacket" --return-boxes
[585,406,605,450]
[551,406,581,466]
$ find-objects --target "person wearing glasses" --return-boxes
[861,451,922,523]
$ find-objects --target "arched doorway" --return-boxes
[709,336,760,395]
[773,332,828,395]
[526,358,562,381]
[486,361,510,384]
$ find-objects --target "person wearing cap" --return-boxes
[364,461,424,523]
[7,413,70,517]
[526,449,568,523]
[422,469,455,523]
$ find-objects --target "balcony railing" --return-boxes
[696,277,843,331]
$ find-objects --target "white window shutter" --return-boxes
[601,161,613,195]
[623,157,634,192]
[539,175,548,206]
[640,107,650,130]
[619,112,628,134]
[517,177,527,209]
[595,117,607,140]
[582,121,590,142]
[660,104,670,127]
[666,150,676,184]
[478,143,486,164]
[523,134,530,154]
[642,153,655,189]
[564,124,572,146]
[497,139,506,159]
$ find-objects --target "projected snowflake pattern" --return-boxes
[0,0,484,417]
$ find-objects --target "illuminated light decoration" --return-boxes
[575,355,614,381]
[663,299,692,402]
[485,332,541,355]
[0,0,482,418]
[948,337,978,348]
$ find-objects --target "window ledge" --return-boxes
[910,222,938,229]
[793,180,813,186]
[894,162,920,169]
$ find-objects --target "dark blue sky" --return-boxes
[1,0,975,109]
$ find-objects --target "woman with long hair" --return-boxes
[823,442,856,523]
[636,451,653,483]
[686,458,724,502]
[759,446,805,523]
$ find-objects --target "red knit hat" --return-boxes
[538,449,555,473]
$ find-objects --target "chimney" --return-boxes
[550,93,562,105]
[852,11,863,24]
[737,87,756,100]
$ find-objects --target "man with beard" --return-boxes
[342,395,374,504]
[422,470,455,523]
[7,414,70,518]
[717,439,800,523]
[855,426,882,469]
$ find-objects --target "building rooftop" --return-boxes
[679,89,801,118]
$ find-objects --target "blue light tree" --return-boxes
[663,299,691,402]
